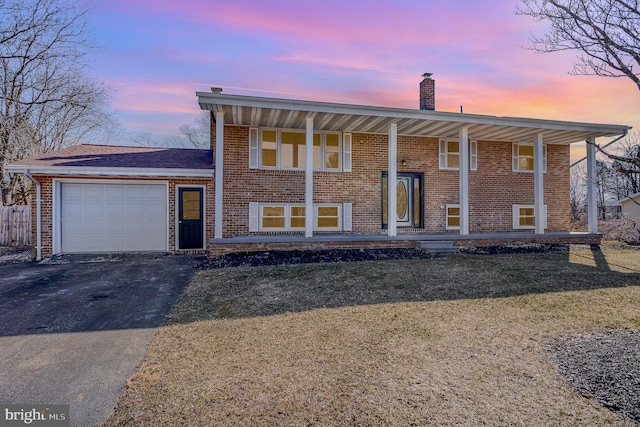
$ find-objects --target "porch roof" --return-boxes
[197,91,631,145]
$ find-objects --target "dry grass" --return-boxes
[105,248,640,426]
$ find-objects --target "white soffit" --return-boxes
[198,91,631,145]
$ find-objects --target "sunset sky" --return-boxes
[90,0,638,161]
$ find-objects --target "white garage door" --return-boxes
[60,182,168,253]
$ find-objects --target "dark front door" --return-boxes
[178,187,203,249]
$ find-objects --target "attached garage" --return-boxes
[58,182,168,253]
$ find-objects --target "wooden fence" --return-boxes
[0,206,31,246]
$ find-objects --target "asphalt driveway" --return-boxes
[0,253,202,427]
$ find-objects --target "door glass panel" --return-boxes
[396,181,407,219]
[413,178,421,227]
[382,177,388,225]
[182,191,201,220]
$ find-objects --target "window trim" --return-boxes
[445,204,461,230]
[259,203,293,231]
[439,139,477,171]
[252,127,345,172]
[250,202,347,232]
[314,203,342,231]
[512,204,547,229]
[512,142,547,173]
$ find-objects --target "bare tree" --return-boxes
[570,164,587,225]
[517,0,640,91]
[177,113,210,149]
[0,0,114,205]
[591,132,640,184]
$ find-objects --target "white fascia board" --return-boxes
[4,164,214,178]
[197,91,631,135]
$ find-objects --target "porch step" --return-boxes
[415,240,460,254]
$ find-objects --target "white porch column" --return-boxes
[214,111,224,239]
[459,127,470,236]
[305,117,314,238]
[586,137,598,234]
[533,133,545,235]
[388,123,398,237]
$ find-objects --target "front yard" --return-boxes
[106,247,640,426]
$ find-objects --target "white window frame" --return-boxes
[512,142,547,173]
[249,202,350,232]
[257,203,305,231]
[250,128,346,172]
[314,204,342,231]
[439,139,477,171]
[512,204,547,230]
[445,204,461,230]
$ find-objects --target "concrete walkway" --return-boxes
[0,253,202,427]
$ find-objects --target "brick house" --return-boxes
[6,74,631,259]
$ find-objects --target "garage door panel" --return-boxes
[106,185,125,198]
[61,202,84,218]
[146,221,166,233]
[62,183,84,198]
[61,183,167,253]
[105,220,123,233]
[126,186,148,198]
[84,185,105,198]
[84,201,105,216]
[62,219,84,234]
[126,202,147,216]
[105,202,125,216]
[145,186,166,198]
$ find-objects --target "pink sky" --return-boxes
[91,0,638,161]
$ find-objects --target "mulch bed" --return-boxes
[548,330,640,424]
[198,243,572,269]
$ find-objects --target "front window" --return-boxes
[439,139,477,170]
[261,130,278,168]
[280,131,306,169]
[517,145,534,171]
[316,205,340,230]
[446,204,460,230]
[261,206,286,229]
[512,204,547,229]
[290,206,306,229]
[255,203,343,231]
[512,143,547,172]
[258,129,341,171]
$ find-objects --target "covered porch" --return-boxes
[198,89,629,255]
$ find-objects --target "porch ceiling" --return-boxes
[198,91,631,145]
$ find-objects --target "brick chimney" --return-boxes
[419,73,435,110]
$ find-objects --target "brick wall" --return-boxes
[30,175,214,258]
[213,125,571,237]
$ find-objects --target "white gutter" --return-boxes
[197,91,632,135]
[23,171,42,261]
[4,165,215,178]
[570,130,629,168]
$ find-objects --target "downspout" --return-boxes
[570,130,629,168]
[23,171,42,261]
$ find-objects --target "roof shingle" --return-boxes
[10,144,213,170]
